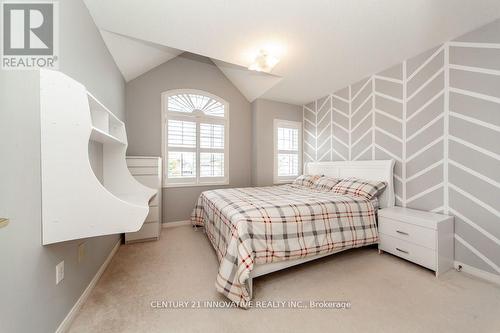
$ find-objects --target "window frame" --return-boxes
[273,119,302,184]
[161,89,229,188]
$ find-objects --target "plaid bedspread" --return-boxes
[191,184,378,306]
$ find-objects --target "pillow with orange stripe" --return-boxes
[293,174,323,187]
[332,177,386,200]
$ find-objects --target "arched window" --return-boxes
[162,90,229,186]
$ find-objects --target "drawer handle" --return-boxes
[396,230,409,236]
[395,247,409,254]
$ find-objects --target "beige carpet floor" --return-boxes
[69,226,500,333]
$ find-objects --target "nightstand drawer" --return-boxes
[379,217,436,250]
[379,233,436,270]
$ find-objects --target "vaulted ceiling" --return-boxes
[84,0,500,105]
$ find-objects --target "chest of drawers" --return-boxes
[378,207,454,276]
[125,156,162,243]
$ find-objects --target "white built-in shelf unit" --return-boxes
[40,69,156,245]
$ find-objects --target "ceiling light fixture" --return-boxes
[248,49,280,72]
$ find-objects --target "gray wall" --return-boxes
[303,19,500,279]
[251,99,303,186]
[0,0,125,332]
[125,53,252,223]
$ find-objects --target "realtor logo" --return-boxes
[1,1,59,69]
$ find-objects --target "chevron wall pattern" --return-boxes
[303,19,500,280]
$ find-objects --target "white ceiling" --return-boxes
[84,0,500,105]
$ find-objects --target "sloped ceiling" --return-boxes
[99,30,182,82]
[211,60,282,102]
[84,0,500,104]
[98,30,282,102]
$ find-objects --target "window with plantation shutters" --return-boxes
[162,90,229,186]
[274,119,302,184]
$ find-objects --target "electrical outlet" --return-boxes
[56,261,64,284]
[78,242,86,263]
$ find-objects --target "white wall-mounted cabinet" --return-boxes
[40,69,156,245]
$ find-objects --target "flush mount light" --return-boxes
[248,49,280,72]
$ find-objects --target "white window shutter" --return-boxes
[274,119,302,184]
[163,90,229,187]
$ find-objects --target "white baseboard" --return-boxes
[454,261,500,286]
[56,239,121,333]
[162,220,191,228]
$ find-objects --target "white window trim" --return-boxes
[273,119,302,184]
[161,89,230,188]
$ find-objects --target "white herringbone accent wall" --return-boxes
[302,19,500,278]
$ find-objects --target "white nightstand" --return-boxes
[378,207,454,277]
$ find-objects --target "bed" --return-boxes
[191,160,395,306]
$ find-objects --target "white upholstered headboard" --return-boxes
[304,160,395,209]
